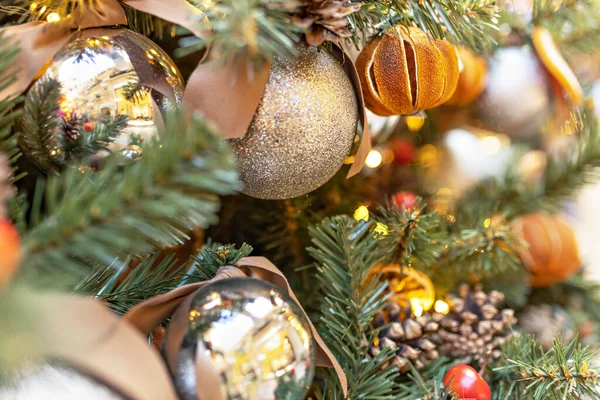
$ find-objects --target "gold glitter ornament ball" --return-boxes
[232,45,358,199]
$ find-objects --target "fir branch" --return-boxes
[353,0,500,50]
[453,113,600,222]
[18,113,240,286]
[308,216,399,399]
[176,0,303,63]
[0,33,24,181]
[76,253,199,315]
[396,359,454,400]
[493,334,600,400]
[194,243,254,280]
[18,78,61,173]
[378,200,446,270]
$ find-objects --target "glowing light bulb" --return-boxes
[374,222,388,236]
[411,300,424,317]
[354,205,369,221]
[434,300,450,314]
[482,135,501,154]
[365,150,383,168]
[46,12,60,22]
[406,115,425,132]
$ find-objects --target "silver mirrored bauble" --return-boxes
[476,47,550,138]
[232,45,358,200]
[25,27,184,171]
[173,278,315,400]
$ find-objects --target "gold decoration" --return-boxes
[444,47,488,107]
[365,264,435,312]
[231,45,358,199]
[512,212,580,287]
[25,27,184,172]
[355,25,459,116]
[174,278,315,400]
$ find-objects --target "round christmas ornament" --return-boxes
[356,25,459,116]
[365,264,435,312]
[231,45,358,199]
[390,138,416,166]
[391,191,418,210]
[172,278,315,400]
[0,219,21,287]
[512,212,580,287]
[444,47,488,107]
[475,47,550,138]
[443,365,491,400]
[24,27,184,172]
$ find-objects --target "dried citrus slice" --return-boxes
[532,26,583,105]
[434,39,460,106]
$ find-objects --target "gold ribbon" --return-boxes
[0,0,370,175]
[124,256,349,397]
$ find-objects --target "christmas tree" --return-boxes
[1,0,600,399]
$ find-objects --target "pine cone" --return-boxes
[294,0,361,46]
[0,153,15,218]
[60,113,83,141]
[431,284,517,364]
[372,302,442,372]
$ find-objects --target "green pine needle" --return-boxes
[195,243,254,280]
[19,112,240,287]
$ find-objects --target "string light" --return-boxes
[481,135,501,154]
[365,150,383,168]
[374,222,388,236]
[483,218,491,228]
[434,300,450,314]
[406,115,425,132]
[354,205,369,221]
[46,12,60,22]
[411,300,424,317]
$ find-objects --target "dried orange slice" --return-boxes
[532,26,583,105]
[434,39,460,106]
[365,264,435,312]
[445,47,488,107]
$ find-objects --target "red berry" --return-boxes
[84,122,95,131]
[0,219,21,286]
[391,138,416,165]
[443,365,491,400]
[392,191,417,210]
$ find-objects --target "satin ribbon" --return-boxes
[0,0,370,175]
[124,256,349,398]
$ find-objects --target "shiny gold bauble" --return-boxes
[356,25,459,116]
[172,278,315,400]
[231,45,358,200]
[476,47,550,138]
[25,27,184,171]
[512,212,580,287]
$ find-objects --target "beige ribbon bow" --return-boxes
[124,256,348,399]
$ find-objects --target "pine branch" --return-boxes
[18,78,61,173]
[396,359,454,400]
[18,113,240,287]
[76,252,200,315]
[352,0,499,50]
[176,0,303,63]
[378,200,446,270]
[453,113,600,222]
[308,216,399,399]
[194,243,254,280]
[493,334,600,400]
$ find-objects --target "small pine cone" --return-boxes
[60,113,83,141]
[372,301,441,373]
[432,284,517,365]
[295,0,361,46]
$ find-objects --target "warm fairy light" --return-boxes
[483,218,491,228]
[406,115,425,132]
[381,149,394,164]
[365,150,383,168]
[344,155,355,165]
[418,144,438,168]
[437,187,453,196]
[482,135,501,154]
[30,2,38,11]
[46,12,60,22]
[434,300,450,314]
[374,222,388,236]
[354,205,369,221]
[411,299,424,317]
